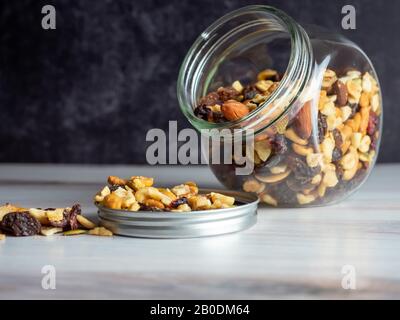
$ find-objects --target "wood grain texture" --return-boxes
[0,164,400,299]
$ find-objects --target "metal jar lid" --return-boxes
[96,189,258,238]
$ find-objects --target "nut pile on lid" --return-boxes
[0,203,112,239]
[94,175,236,212]
[194,68,381,206]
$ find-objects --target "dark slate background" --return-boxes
[0,0,398,164]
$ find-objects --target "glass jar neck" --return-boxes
[178,5,314,135]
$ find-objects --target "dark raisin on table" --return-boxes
[0,212,41,236]
[66,204,81,230]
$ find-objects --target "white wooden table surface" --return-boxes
[0,163,400,300]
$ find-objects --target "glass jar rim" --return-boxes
[177,5,314,135]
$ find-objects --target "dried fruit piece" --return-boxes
[210,192,235,206]
[103,193,123,210]
[41,227,63,236]
[188,195,212,210]
[63,229,87,236]
[257,69,278,81]
[88,227,113,237]
[254,140,272,162]
[0,204,27,222]
[221,100,249,121]
[77,215,97,229]
[296,193,316,205]
[292,143,313,157]
[169,197,189,209]
[260,193,278,206]
[108,176,127,186]
[243,179,265,193]
[0,212,41,236]
[284,128,308,146]
[232,80,244,93]
[217,86,239,102]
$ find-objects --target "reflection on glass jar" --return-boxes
[178,5,382,207]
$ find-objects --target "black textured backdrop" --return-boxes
[0,0,398,164]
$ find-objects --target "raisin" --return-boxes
[49,210,68,228]
[109,185,121,192]
[288,156,320,184]
[349,103,360,117]
[194,105,212,121]
[255,154,283,173]
[243,85,259,100]
[318,114,327,143]
[211,112,227,123]
[169,197,188,209]
[367,111,379,136]
[139,204,164,212]
[0,212,41,236]
[286,176,313,192]
[217,86,239,102]
[332,147,342,162]
[199,91,220,107]
[270,134,288,155]
[332,129,343,149]
[269,182,296,206]
[67,204,80,230]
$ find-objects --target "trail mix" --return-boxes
[0,203,112,239]
[94,176,236,212]
[194,68,381,206]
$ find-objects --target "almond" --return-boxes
[221,100,249,121]
[293,101,312,139]
[332,80,348,106]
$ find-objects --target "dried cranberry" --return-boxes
[318,114,327,143]
[199,91,220,106]
[271,134,288,155]
[194,105,212,121]
[217,86,239,102]
[367,111,379,136]
[0,212,41,236]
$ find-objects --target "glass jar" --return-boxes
[177,5,382,207]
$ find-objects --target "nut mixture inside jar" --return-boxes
[193,68,381,207]
[94,175,237,212]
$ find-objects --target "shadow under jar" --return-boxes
[177,5,382,207]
